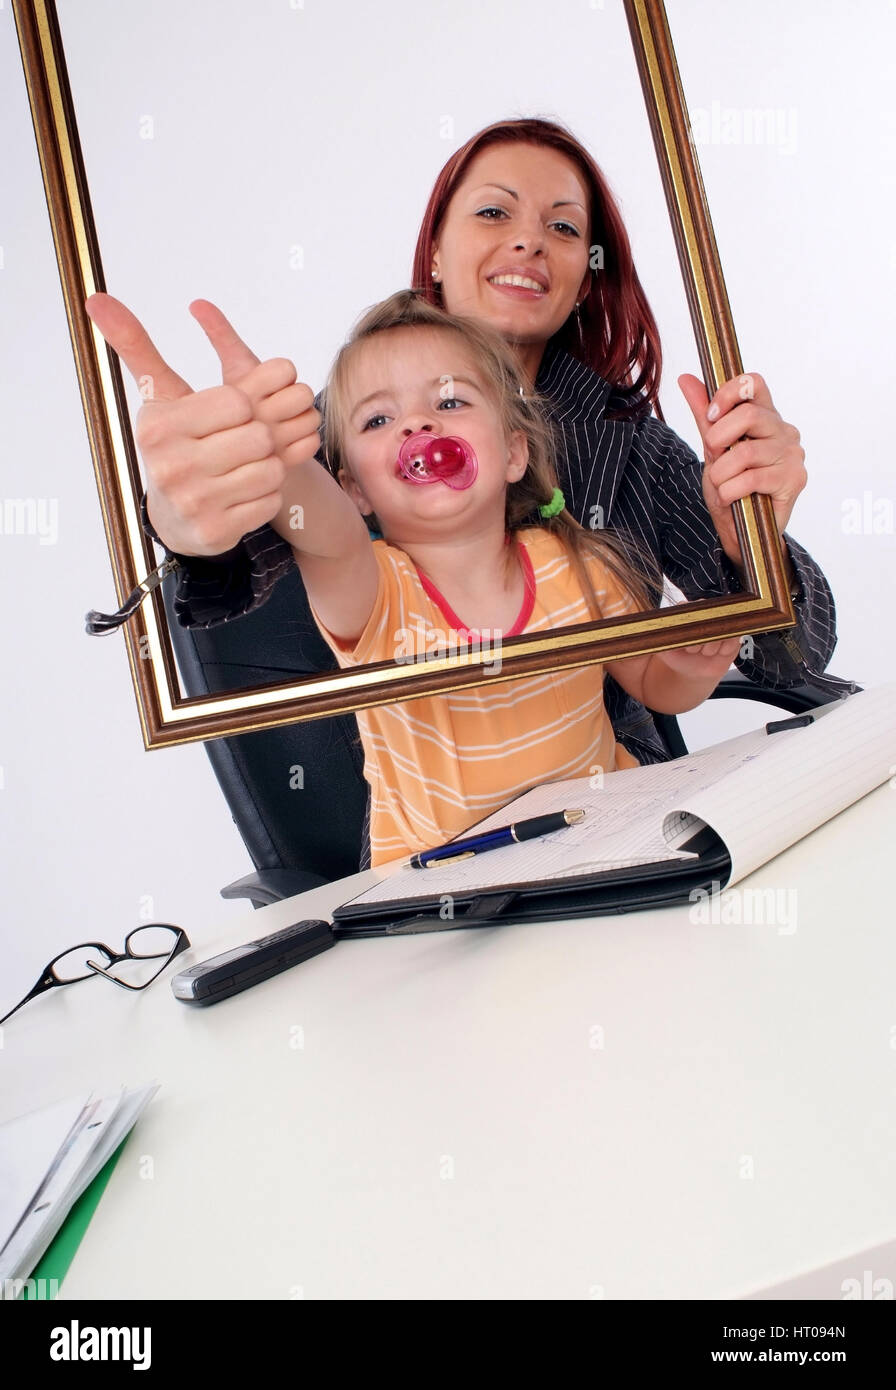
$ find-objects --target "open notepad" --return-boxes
[332,683,896,934]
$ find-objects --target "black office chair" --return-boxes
[162,565,368,906]
[162,569,857,908]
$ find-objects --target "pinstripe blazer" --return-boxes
[143,339,854,764]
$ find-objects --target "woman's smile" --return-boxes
[486,275,548,300]
[486,266,550,299]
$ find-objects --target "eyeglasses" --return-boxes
[0,924,191,1026]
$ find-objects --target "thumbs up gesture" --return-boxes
[84,294,322,556]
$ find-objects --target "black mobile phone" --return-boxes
[170,919,335,1005]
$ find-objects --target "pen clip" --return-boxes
[424,850,476,867]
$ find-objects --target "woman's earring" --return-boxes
[574,301,584,350]
[431,269,440,282]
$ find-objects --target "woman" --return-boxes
[87,118,851,861]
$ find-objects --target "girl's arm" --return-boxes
[269,459,378,645]
[606,638,742,715]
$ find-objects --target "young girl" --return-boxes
[271,291,739,867]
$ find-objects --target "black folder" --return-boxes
[331,825,730,938]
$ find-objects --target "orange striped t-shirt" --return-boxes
[309,527,640,866]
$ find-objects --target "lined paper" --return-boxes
[669,683,896,885]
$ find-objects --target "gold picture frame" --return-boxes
[13,0,795,749]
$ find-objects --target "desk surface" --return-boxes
[4,785,895,1300]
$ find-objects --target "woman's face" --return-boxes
[337,326,528,545]
[431,142,593,355]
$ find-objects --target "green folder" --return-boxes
[21,1139,127,1299]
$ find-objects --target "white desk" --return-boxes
[4,785,895,1300]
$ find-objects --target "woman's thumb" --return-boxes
[677,372,710,421]
[677,373,718,462]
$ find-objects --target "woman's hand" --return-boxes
[678,371,807,573]
[84,293,321,556]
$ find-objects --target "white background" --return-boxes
[1,0,893,1007]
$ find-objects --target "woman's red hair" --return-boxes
[410,117,664,422]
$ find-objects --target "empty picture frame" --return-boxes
[13,0,795,748]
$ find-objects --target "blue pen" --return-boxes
[410,809,586,869]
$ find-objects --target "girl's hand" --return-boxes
[656,636,742,683]
[84,293,321,556]
[608,635,741,712]
[678,371,807,570]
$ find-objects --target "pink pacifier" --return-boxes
[396,432,478,490]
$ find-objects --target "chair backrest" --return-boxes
[161,567,368,882]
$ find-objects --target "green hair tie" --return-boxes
[538,487,565,519]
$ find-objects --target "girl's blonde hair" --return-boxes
[321,290,661,618]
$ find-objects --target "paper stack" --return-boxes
[0,1084,158,1298]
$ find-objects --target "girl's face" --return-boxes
[337,326,528,543]
[431,142,593,352]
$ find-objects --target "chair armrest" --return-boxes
[220,868,330,908]
[648,670,862,761]
[708,669,861,712]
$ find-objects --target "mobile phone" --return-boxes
[171,919,335,1005]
